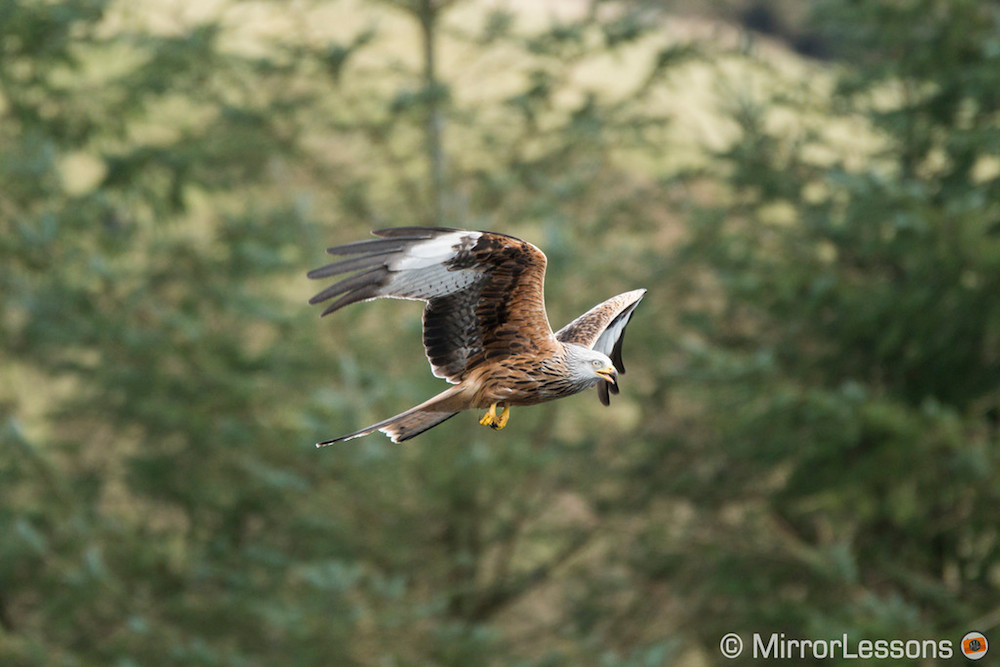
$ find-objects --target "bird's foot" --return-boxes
[479,403,510,430]
[496,405,510,429]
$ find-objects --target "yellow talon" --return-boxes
[479,403,498,427]
[479,403,510,430]
[496,405,510,429]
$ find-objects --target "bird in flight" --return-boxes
[308,227,645,445]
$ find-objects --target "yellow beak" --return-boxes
[596,366,617,385]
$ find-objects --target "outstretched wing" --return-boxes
[555,288,646,405]
[308,227,557,383]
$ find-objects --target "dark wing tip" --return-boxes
[306,251,390,281]
[371,226,460,239]
[318,287,380,316]
[610,321,630,373]
[598,381,611,406]
[324,238,409,256]
[308,266,384,304]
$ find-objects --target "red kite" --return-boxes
[309,228,645,444]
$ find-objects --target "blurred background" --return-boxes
[2,0,999,664]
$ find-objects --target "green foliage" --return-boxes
[661,0,1000,655]
[0,0,678,664]
[0,1,349,663]
[2,0,997,664]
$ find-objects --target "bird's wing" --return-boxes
[308,227,556,383]
[555,288,646,405]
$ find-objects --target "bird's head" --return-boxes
[565,344,617,387]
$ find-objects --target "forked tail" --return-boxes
[317,387,464,445]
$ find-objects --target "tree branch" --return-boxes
[471,529,592,621]
[417,0,447,224]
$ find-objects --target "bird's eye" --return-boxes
[592,359,601,367]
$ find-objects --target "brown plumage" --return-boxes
[308,227,646,444]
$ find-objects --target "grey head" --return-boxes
[562,343,617,393]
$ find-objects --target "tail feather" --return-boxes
[383,409,460,443]
[318,388,464,445]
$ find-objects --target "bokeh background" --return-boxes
[2,0,999,664]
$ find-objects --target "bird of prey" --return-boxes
[308,227,645,445]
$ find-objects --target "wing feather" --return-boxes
[306,251,393,280]
[308,227,556,383]
[555,289,646,405]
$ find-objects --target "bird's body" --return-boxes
[451,345,610,408]
[308,227,645,444]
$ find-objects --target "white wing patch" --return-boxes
[593,309,633,357]
[379,231,484,300]
[390,231,480,270]
[387,262,481,300]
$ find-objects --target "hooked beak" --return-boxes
[595,366,617,385]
